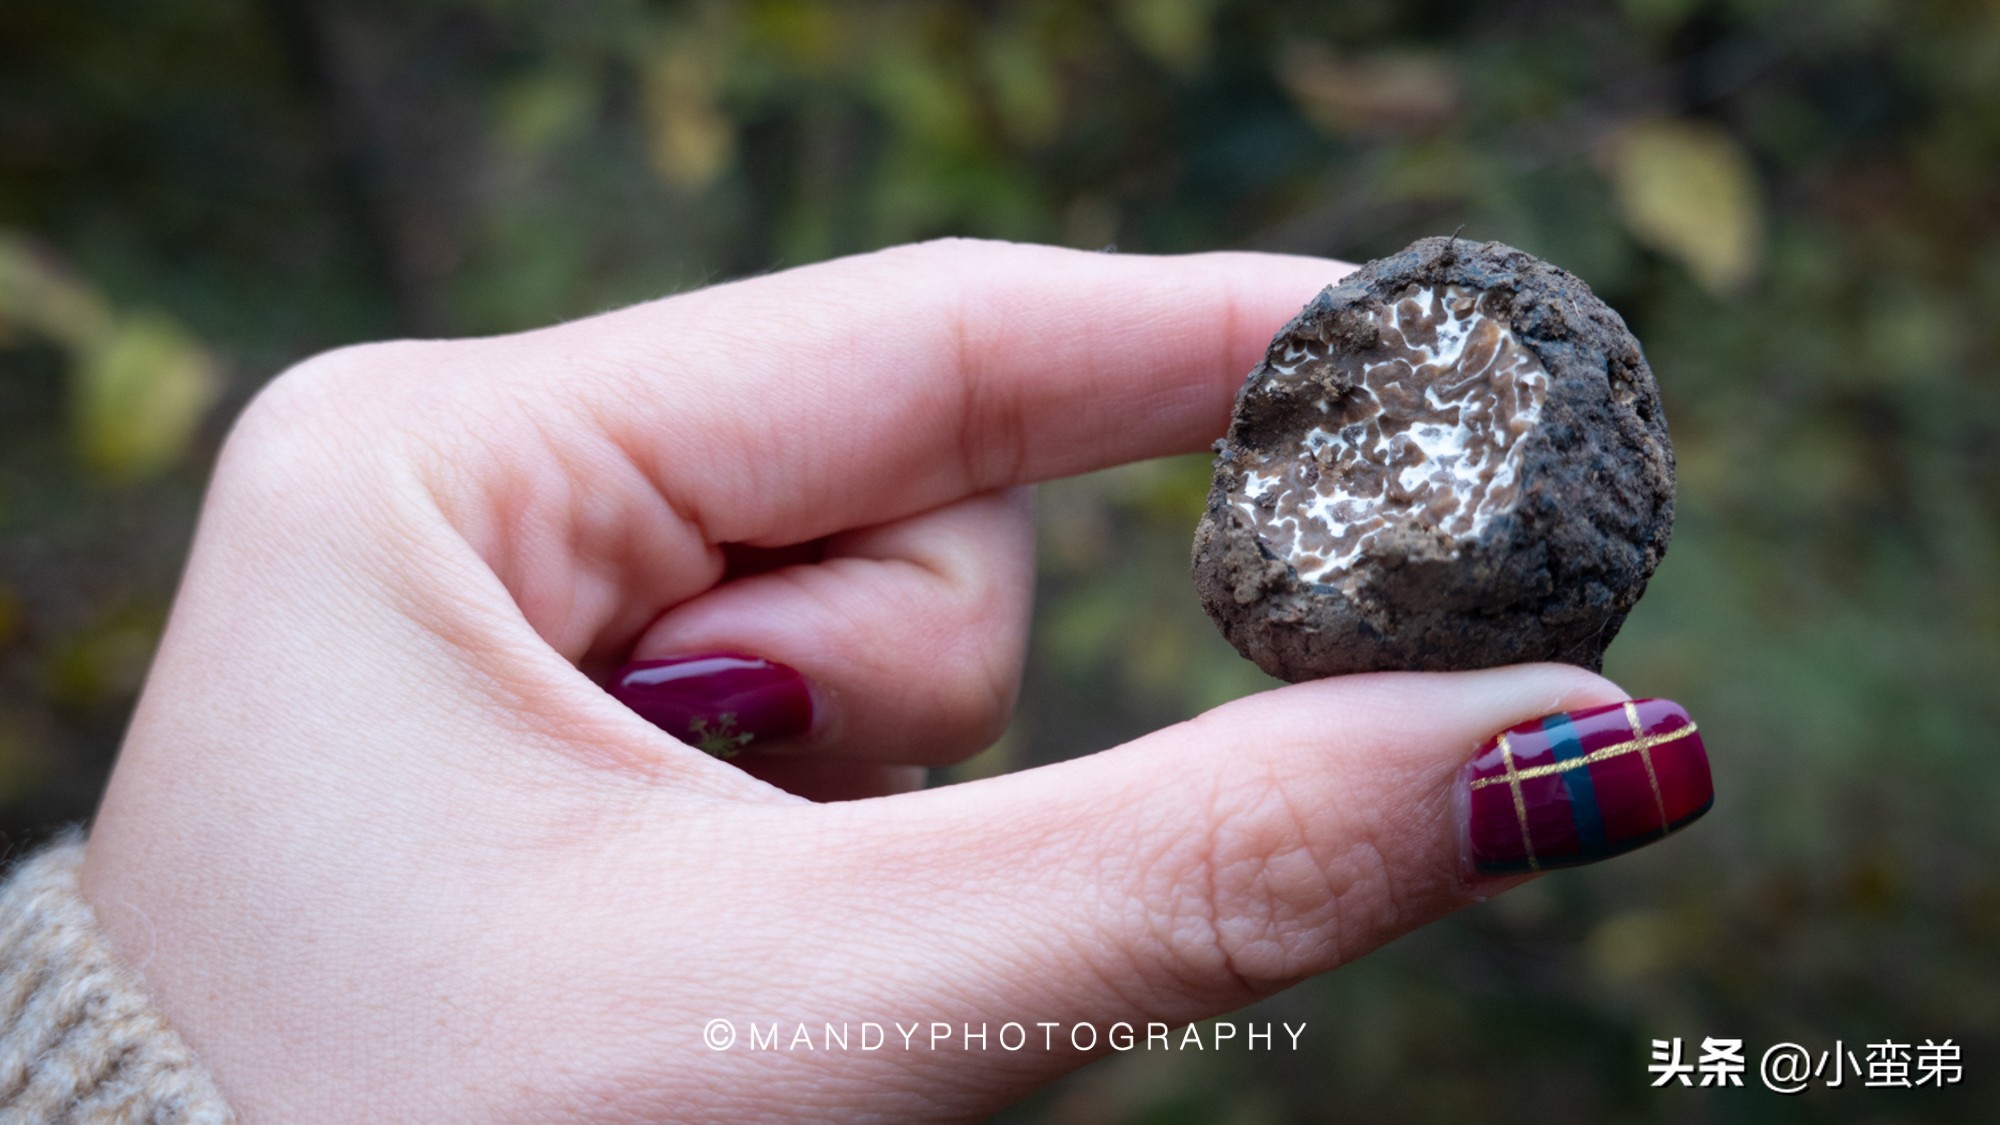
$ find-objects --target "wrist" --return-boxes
[1,832,235,1121]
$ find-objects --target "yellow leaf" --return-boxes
[72,312,220,482]
[1586,908,1689,983]
[0,232,219,482]
[642,41,736,190]
[1604,119,1764,295]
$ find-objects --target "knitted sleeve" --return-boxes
[0,833,234,1123]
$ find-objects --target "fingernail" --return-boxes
[610,654,813,758]
[1458,698,1712,877]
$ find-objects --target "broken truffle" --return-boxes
[1192,237,1674,680]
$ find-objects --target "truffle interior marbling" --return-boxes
[1230,283,1550,586]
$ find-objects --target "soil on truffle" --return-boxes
[1193,236,1675,680]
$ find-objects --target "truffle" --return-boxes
[1192,237,1673,680]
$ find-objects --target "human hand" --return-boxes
[81,240,1639,1120]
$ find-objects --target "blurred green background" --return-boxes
[3,0,1996,1119]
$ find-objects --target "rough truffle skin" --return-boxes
[1193,237,1675,679]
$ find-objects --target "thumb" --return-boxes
[848,664,1709,1036]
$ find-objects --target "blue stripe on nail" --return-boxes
[1543,714,1605,853]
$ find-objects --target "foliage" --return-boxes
[0,236,219,480]
[3,0,1997,1119]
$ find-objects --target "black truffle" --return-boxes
[1192,236,1674,680]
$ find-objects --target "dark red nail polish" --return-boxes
[1459,698,1712,877]
[610,654,813,758]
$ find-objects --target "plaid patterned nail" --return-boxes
[1460,698,1712,876]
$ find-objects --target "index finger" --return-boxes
[517,239,1354,544]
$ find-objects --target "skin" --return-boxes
[79,240,1626,1121]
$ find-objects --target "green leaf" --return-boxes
[1116,0,1219,76]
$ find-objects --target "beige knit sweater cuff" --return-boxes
[0,834,234,1123]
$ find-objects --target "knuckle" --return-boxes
[891,235,1022,263]
[265,338,430,405]
[1145,763,1395,996]
[209,341,454,529]
[880,541,1028,764]
[227,341,425,453]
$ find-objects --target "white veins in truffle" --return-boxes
[1227,284,1550,588]
[1196,236,1675,681]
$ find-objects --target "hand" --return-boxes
[81,240,1623,1120]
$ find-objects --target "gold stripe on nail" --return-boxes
[1499,733,1539,872]
[1470,722,1699,790]
[1627,701,1670,834]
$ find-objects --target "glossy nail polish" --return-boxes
[610,654,813,758]
[1459,698,1711,877]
